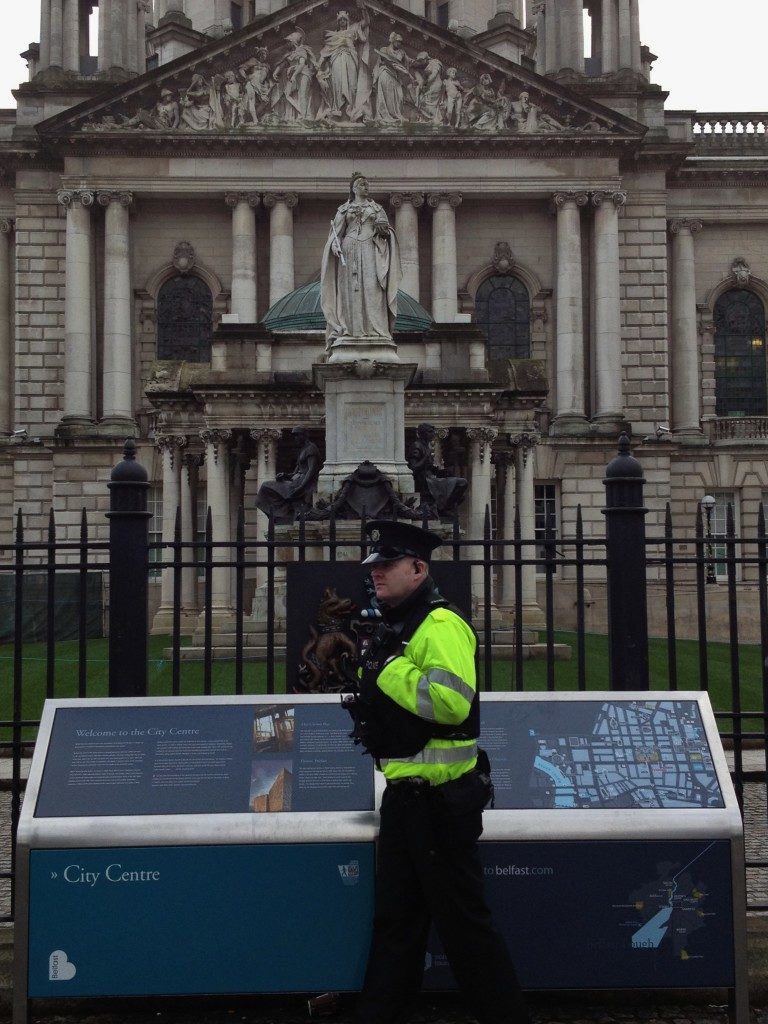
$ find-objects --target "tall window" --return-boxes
[148,485,162,580]
[714,289,766,416]
[230,1,242,29]
[474,275,531,362]
[437,2,450,28]
[703,492,738,581]
[157,275,213,363]
[535,483,558,573]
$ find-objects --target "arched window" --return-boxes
[157,275,213,362]
[714,289,766,416]
[474,275,531,361]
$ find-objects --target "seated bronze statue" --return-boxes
[407,422,467,522]
[255,426,320,523]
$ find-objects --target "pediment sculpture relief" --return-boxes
[82,3,611,136]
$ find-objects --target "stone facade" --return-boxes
[2,0,767,638]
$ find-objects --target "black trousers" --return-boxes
[354,778,529,1024]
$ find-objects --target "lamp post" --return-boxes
[701,494,717,584]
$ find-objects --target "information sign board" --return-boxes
[28,843,374,997]
[35,702,373,817]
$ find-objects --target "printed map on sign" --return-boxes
[480,700,723,809]
[617,842,719,959]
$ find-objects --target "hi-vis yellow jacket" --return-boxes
[375,606,479,784]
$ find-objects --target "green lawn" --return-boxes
[0,632,764,741]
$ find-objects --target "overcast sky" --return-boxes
[0,1,764,112]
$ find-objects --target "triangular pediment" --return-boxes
[38,0,645,149]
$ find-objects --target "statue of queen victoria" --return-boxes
[320,172,402,358]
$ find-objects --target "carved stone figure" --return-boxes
[407,423,468,521]
[180,74,217,130]
[309,461,417,520]
[274,30,320,123]
[255,426,320,522]
[240,49,273,124]
[373,33,411,124]
[82,5,612,137]
[320,172,402,346]
[317,5,372,122]
[119,88,180,129]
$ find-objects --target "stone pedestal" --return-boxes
[327,336,400,365]
[313,360,417,498]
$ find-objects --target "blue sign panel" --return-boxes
[29,844,374,997]
[480,700,723,809]
[425,839,734,990]
[36,703,373,817]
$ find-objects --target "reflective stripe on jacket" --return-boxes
[376,606,478,784]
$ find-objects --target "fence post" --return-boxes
[602,432,649,691]
[107,438,150,697]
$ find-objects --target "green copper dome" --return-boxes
[263,281,434,334]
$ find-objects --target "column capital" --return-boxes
[670,219,703,237]
[390,192,425,210]
[263,192,298,210]
[137,0,152,11]
[510,431,538,467]
[249,427,282,443]
[97,190,135,209]
[155,433,188,467]
[0,218,15,235]
[491,449,515,469]
[467,426,498,459]
[58,189,95,209]
[427,192,463,209]
[591,190,627,210]
[225,191,260,209]
[200,428,233,463]
[182,449,204,472]
[552,191,589,212]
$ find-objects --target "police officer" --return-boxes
[349,519,529,1024]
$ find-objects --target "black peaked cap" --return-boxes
[362,519,442,565]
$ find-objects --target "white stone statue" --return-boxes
[320,172,402,349]
[317,5,373,122]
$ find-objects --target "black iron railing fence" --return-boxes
[1,436,767,921]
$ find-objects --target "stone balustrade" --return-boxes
[709,416,768,442]
[691,113,768,153]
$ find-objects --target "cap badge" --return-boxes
[370,529,380,542]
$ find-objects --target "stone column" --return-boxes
[0,220,13,435]
[390,193,423,301]
[562,0,585,72]
[511,432,545,628]
[225,192,259,322]
[49,0,64,67]
[181,451,202,618]
[127,0,139,73]
[544,0,558,73]
[98,191,135,429]
[263,192,298,307]
[535,3,547,74]
[153,434,186,633]
[467,427,498,612]
[618,0,632,69]
[428,193,462,323]
[249,428,281,588]
[495,450,516,612]
[670,219,704,437]
[98,0,110,70]
[552,191,588,431]
[201,429,234,618]
[137,1,150,74]
[40,0,52,70]
[62,0,80,72]
[592,190,627,427]
[601,0,618,73]
[58,190,95,427]
[629,0,641,71]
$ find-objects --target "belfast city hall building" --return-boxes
[0,0,766,636]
